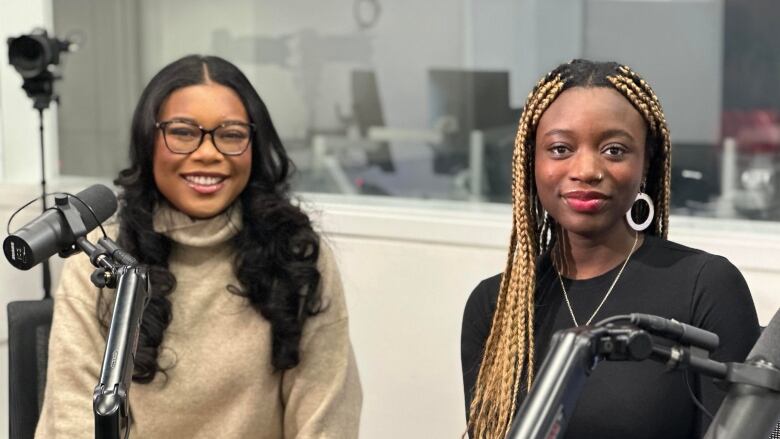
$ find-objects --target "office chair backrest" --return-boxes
[8,299,54,439]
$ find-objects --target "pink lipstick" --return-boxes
[563,191,608,213]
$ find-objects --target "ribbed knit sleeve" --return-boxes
[281,243,363,438]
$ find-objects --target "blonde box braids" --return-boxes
[466,60,672,439]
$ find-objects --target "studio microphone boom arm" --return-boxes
[60,197,149,439]
[505,314,780,439]
[703,309,780,439]
[505,325,654,439]
[4,186,148,438]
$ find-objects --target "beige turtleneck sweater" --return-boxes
[35,205,362,438]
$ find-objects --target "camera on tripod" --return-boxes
[6,27,79,297]
[7,28,76,109]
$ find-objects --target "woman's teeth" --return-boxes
[184,175,224,186]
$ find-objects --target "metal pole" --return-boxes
[38,107,51,298]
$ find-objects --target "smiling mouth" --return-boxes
[181,174,228,195]
[183,175,226,186]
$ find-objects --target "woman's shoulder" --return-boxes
[644,239,759,362]
[310,238,349,323]
[316,238,339,277]
[464,273,502,321]
[644,234,708,255]
[642,235,736,269]
[642,235,748,296]
[474,273,502,296]
[464,253,553,320]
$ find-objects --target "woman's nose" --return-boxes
[569,149,604,184]
[190,134,223,162]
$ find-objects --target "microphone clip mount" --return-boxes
[721,361,780,392]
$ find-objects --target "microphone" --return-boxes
[630,313,720,351]
[703,309,780,439]
[3,184,117,270]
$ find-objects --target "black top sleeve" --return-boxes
[690,255,761,435]
[460,274,501,421]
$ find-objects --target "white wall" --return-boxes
[314,204,508,438]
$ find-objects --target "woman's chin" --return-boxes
[555,215,626,239]
[172,199,233,220]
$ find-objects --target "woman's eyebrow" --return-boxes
[598,128,636,143]
[539,127,638,146]
[161,117,249,126]
[540,128,575,139]
[164,116,198,124]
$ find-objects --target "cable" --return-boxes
[61,191,108,238]
[597,314,716,432]
[6,198,58,234]
[684,370,714,421]
[594,314,632,327]
[6,192,108,238]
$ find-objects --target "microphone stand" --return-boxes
[505,325,654,439]
[505,319,780,439]
[56,196,149,439]
[37,106,52,298]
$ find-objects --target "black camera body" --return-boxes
[7,28,73,109]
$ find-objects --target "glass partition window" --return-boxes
[49,0,780,221]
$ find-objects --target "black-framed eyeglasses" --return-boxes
[155,119,256,156]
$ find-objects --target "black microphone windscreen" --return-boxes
[3,184,117,270]
[72,184,118,229]
[747,309,780,367]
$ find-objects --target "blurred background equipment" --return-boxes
[7,28,76,110]
[6,27,78,298]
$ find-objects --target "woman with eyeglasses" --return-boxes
[36,55,362,438]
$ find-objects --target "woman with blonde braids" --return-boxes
[461,59,760,439]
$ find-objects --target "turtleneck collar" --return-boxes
[152,202,242,247]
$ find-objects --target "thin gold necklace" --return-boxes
[555,231,639,326]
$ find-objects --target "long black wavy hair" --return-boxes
[103,54,322,383]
